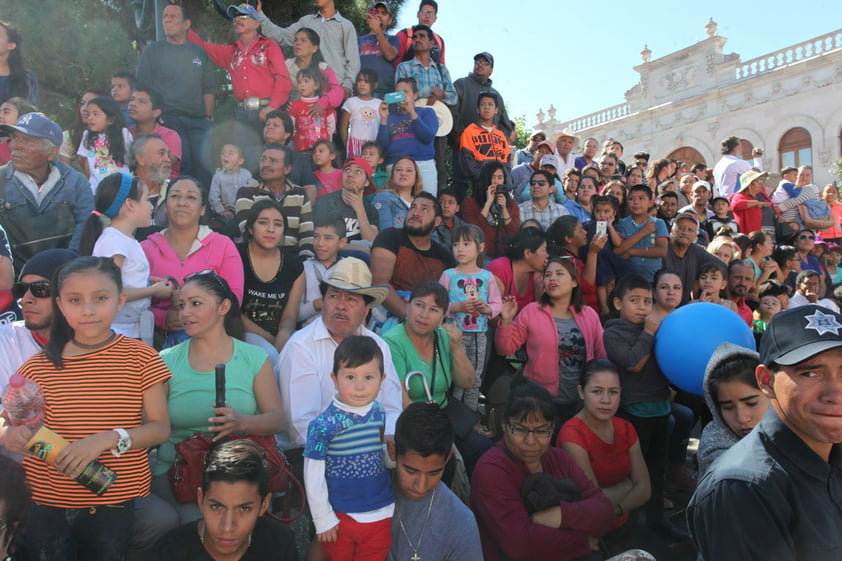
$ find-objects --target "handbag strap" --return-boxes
[430,328,458,407]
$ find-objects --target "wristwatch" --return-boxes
[111,428,132,457]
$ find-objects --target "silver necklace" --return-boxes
[394,486,437,561]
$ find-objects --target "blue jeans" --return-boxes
[160,113,212,187]
[22,501,135,561]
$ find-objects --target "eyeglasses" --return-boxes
[529,179,549,186]
[798,234,815,241]
[13,280,50,299]
[507,424,552,439]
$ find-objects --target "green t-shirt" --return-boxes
[155,338,269,475]
[384,324,453,405]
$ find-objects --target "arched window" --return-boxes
[666,147,705,166]
[779,127,812,168]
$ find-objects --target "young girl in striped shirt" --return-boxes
[0,256,171,561]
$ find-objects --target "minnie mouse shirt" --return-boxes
[440,268,503,332]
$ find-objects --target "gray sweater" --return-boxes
[603,318,671,406]
[696,342,761,475]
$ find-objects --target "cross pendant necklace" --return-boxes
[395,486,437,561]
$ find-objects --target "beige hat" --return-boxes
[320,257,390,307]
[738,170,769,192]
[554,127,579,142]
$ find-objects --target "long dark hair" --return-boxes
[78,173,142,255]
[295,27,326,72]
[69,88,109,154]
[182,271,245,341]
[546,215,580,253]
[502,226,545,262]
[46,257,123,368]
[0,21,33,101]
[243,199,287,243]
[83,96,128,166]
[473,160,511,208]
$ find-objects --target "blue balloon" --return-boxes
[654,302,756,395]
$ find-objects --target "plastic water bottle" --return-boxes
[1,374,45,432]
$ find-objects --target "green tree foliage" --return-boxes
[0,0,409,126]
[2,0,140,124]
[510,114,532,151]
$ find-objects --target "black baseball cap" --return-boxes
[760,305,842,366]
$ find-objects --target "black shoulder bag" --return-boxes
[431,329,481,439]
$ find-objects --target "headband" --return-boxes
[103,173,134,219]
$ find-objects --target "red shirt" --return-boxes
[558,416,638,527]
[821,201,842,240]
[188,30,292,109]
[730,191,763,234]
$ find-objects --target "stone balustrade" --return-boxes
[565,103,633,132]
[734,30,842,81]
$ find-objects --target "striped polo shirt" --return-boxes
[19,336,171,507]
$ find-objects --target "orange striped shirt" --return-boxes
[19,336,171,507]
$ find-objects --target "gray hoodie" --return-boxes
[696,342,760,475]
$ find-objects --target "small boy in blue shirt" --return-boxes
[304,335,394,560]
[612,184,668,281]
[770,166,800,205]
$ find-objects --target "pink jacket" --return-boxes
[141,226,244,329]
[496,302,606,396]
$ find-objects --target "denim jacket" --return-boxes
[0,160,93,265]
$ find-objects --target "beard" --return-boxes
[24,316,51,332]
[146,162,170,185]
[404,219,435,237]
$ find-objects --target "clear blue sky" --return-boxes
[394,0,837,129]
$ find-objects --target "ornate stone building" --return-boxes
[534,20,842,185]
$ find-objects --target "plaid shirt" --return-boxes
[519,200,569,231]
[395,57,457,105]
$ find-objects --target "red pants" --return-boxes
[321,512,392,561]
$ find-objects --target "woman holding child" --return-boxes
[285,27,343,109]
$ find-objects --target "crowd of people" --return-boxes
[1,2,842,560]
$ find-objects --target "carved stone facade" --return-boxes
[535,24,842,186]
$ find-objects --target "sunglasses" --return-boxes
[531,136,545,142]
[798,234,815,241]
[13,280,50,299]
[530,179,549,186]
[183,269,231,296]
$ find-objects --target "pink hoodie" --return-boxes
[141,226,244,329]
[496,302,606,396]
